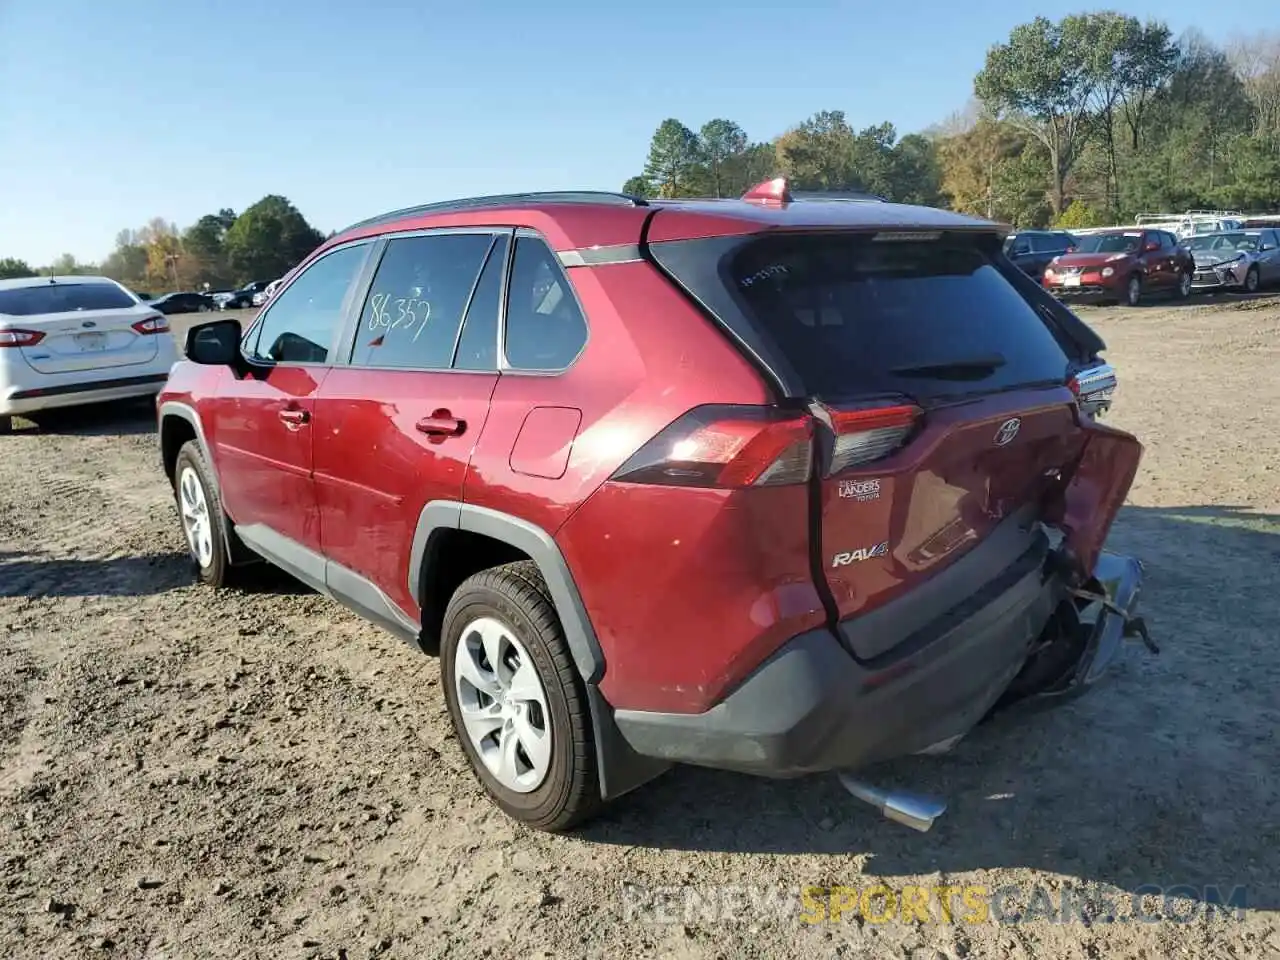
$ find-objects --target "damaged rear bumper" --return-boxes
[994,550,1150,713]
[612,545,1150,778]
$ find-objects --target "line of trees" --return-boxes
[5,14,1278,286]
[0,195,326,293]
[623,16,1280,228]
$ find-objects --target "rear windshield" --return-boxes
[0,282,136,316]
[726,233,1072,399]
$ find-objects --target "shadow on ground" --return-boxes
[579,504,1280,911]
[12,399,158,437]
[0,550,313,598]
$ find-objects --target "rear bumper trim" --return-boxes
[614,549,1146,778]
[8,372,169,401]
[614,556,1062,777]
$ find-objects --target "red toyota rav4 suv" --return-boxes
[158,180,1149,833]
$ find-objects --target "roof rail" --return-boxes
[340,190,649,233]
[791,189,887,203]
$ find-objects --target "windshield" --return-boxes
[727,233,1070,399]
[0,282,137,316]
[1188,233,1257,254]
[1073,234,1142,254]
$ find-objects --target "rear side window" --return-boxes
[727,233,1072,400]
[0,281,135,316]
[351,232,494,370]
[504,237,587,371]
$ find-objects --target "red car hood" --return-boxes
[1051,252,1134,269]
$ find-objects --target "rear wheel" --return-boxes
[1245,265,1260,294]
[440,561,601,832]
[0,415,12,435]
[1125,274,1142,307]
[1176,270,1191,299]
[173,441,232,587]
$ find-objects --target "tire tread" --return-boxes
[442,560,602,831]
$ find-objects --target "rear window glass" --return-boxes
[0,282,136,316]
[728,233,1071,400]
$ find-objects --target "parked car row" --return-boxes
[1005,226,1280,306]
[211,280,275,310]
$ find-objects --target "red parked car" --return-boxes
[157,180,1151,833]
[1042,228,1193,306]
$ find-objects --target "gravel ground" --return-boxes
[2,296,1278,959]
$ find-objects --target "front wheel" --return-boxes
[173,441,232,586]
[1245,265,1260,294]
[1125,274,1143,307]
[441,561,601,832]
[0,415,12,435]
[1176,270,1191,299]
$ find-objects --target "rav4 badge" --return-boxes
[832,542,889,567]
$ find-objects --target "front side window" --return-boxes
[350,233,494,370]
[248,244,368,364]
[504,237,587,371]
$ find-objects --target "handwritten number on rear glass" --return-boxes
[367,292,431,342]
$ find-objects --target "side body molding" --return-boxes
[408,500,668,801]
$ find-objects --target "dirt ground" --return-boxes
[2,295,1278,960]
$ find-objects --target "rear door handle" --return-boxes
[416,411,466,437]
[279,408,310,427]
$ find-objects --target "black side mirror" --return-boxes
[186,318,242,365]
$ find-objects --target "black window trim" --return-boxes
[240,237,376,369]
[500,227,591,376]
[332,225,512,375]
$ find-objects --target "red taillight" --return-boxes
[0,329,45,348]
[132,315,170,335]
[611,405,813,488]
[826,403,921,474]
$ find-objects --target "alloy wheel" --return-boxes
[178,466,214,568]
[453,616,552,793]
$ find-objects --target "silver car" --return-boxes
[1187,229,1280,293]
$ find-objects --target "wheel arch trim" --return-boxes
[408,501,603,684]
[408,500,669,800]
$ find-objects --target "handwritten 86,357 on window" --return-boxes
[366,291,432,342]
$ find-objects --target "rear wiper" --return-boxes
[890,353,1007,380]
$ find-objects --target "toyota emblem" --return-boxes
[994,418,1021,446]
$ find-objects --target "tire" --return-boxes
[0,415,12,435]
[1176,270,1192,299]
[1125,274,1142,307]
[1245,265,1260,294]
[441,561,601,832]
[172,441,232,587]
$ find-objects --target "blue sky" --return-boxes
[0,1,1261,266]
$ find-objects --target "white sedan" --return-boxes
[0,275,179,433]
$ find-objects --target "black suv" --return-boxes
[1005,231,1078,280]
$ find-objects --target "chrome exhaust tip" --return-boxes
[837,773,948,833]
